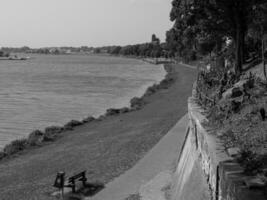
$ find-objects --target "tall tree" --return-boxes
[151,34,160,45]
[249,3,267,78]
[169,0,266,75]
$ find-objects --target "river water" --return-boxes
[0,54,165,148]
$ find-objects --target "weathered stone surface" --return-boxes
[222,87,243,99]
[231,100,242,112]
[244,177,267,189]
[222,79,252,100]
[231,88,243,98]
[250,87,266,98]
[184,93,267,200]
[234,79,250,90]
[227,147,240,157]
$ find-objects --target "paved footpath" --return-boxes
[89,114,189,200]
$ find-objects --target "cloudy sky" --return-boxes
[0,0,173,48]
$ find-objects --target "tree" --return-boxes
[168,0,267,75]
[110,46,122,55]
[151,34,160,45]
[249,3,267,78]
[197,36,216,56]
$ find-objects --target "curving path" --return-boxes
[90,114,189,200]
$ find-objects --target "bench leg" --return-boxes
[71,184,76,193]
[82,180,87,187]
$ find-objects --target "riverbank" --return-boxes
[0,63,166,159]
[0,63,196,200]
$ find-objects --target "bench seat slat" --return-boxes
[67,171,87,185]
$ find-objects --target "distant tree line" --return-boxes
[2,46,30,54]
[0,50,10,57]
[94,34,172,58]
[1,46,95,55]
[167,0,267,75]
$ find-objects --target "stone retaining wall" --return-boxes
[171,90,266,200]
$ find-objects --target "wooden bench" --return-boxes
[54,171,88,193]
[66,171,87,193]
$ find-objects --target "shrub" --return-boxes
[159,76,174,89]
[82,116,95,123]
[3,139,28,155]
[43,126,63,141]
[45,126,63,134]
[120,107,130,114]
[144,76,175,96]
[260,108,266,121]
[63,120,83,130]
[28,130,44,146]
[130,97,146,110]
[97,115,106,121]
[145,84,159,96]
[237,149,264,175]
[0,151,5,160]
[105,108,121,116]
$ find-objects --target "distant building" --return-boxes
[151,34,160,45]
[65,49,72,54]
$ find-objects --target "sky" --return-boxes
[0,0,173,48]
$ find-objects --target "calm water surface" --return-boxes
[0,54,165,148]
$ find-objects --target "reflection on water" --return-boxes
[0,54,165,148]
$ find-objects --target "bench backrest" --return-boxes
[68,171,86,182]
